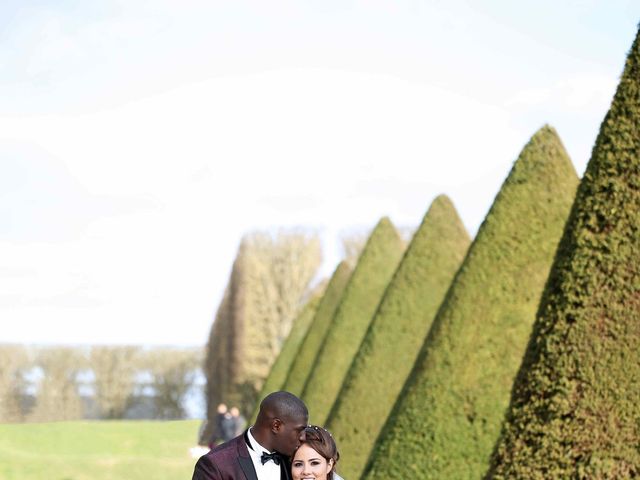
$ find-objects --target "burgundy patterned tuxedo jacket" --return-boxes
[192,431,293,480]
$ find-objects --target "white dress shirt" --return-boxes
[246,427,283,480]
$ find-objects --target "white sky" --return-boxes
[1,1,638,347]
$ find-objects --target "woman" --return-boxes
[291,425,343,480]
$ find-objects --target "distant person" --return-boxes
[220,407,236,442]
[230,406,246,437]
[192,391,308,480]
[208,403,228,448]
[291,425,344,480]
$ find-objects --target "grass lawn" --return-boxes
[0,420,205,480]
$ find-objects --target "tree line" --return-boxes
[0,344,202,423]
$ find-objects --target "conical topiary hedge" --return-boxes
[486,27,640,480]
[326,195,471,480]
[282,261,352,396]
[249,288,325,424]
[301,217,405,425]
[364,125,579,480]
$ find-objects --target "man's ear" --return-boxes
[271,418,283,434]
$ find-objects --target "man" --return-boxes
[192,391,308,480]
[208,403,228,448]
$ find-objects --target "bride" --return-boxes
[291,425,344,480]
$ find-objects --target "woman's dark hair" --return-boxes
[297,425,340,480]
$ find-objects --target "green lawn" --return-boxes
[0,420,205,480]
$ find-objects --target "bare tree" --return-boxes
[89,345,139,419]
[237,230,321,411]
[204,228,322,417]
[0,344,30,422]
[28,347,85,422]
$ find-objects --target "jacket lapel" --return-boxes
[238,456,258,480]
[237,429,291,480]
[237,431,258,480]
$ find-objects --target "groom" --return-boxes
[192,391,309,480]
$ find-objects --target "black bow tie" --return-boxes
[261,451,281,465]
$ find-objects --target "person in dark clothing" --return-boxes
[220,407,236,442]
[208,403,228,448]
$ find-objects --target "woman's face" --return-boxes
[291,443,333,480]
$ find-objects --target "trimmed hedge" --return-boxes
[282,261,352,396]
[301,217,405,425]
[249,290,324,423]
[364,125,579,480]
[326,195,470,480]
[486,27,640,479]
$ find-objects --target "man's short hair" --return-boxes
[259,391,308,421]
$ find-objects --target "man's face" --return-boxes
[273,414,308,457]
